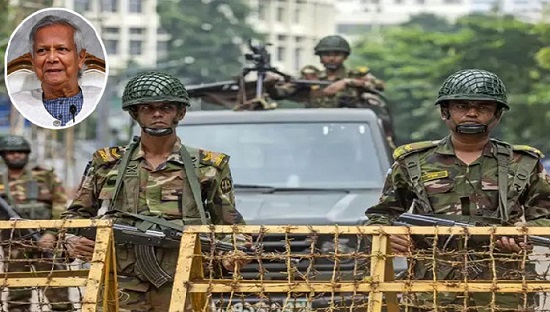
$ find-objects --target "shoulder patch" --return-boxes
[353,66,370,75]
[393,140,440,160]
[198,149,229,169]
[93,146,125,165]
[512,145,544,158]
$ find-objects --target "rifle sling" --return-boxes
[179,145,208,225]
[494,142,511,222]
[108,138,209,225]
[108,140,138,211]
[113,210,184,232]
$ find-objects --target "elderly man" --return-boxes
[9,14,102,128]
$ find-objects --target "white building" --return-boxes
[247,0,336,75]
[65,0,169,75]
[336,0,550,35]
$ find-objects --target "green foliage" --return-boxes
[351,14,550,153]
[157,0,261,83]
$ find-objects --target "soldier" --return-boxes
[0,135,71,311]
[62,71,248,311]
[365,69,550,311]
[268,35,394,144]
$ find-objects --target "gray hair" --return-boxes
[28,15,84,56]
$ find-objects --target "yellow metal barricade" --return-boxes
[0,219,117,312]
[169,225,550,312]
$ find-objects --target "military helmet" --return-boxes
[314,35,351,56]
[122,71,190,110]
[435,69,509,110]
[0,135,31,153]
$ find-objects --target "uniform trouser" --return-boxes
[2,245,72,311]
[113,282,197,312]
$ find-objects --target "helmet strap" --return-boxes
[442,104,499,135]
[139,114,180,137]
[143,127,173,136]
[455,124,487,134]
[323,62,341,71]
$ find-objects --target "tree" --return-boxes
[157,0,261,83]
[351,14,550,153]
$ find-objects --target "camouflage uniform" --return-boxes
[366,69,550,311]
[0,136,70,311]
[1,166,67,219]
[63,72,246,311]
[308,65,385,109]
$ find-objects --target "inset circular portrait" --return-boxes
[4,8,108,129]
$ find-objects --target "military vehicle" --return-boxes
[157,40,399,310]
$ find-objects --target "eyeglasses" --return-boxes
[136,103,178,114]
[449,102,496,114]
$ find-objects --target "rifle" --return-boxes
[394,212,550,247]
[75,222,251,253]
[75,221,256,288]
[0,196,66,269]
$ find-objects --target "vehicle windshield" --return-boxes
[177,122,384,189]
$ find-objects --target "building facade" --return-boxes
[247,0,336,76]
[336,0,550,35]
[65,0,169,75]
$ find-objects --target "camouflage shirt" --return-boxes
[268,65,385,108]
[64,138,244,226]
[366,136,550,226]
[308,65,385,108]
[0,166,67,220]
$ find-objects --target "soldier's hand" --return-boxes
[390,234,415,255]
[37,233,57,250]
[323,80,347,95]
[495,236,533,253]
[221,242,254,272]
[65,236,96,261]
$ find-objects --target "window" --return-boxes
[129,0,142,13]
[277,35,287,41]
[74,0,90,12]
[294,7,300,23]
[276,6,285,22]
[104,39,118,54]
[294,48,302,71]
[129,27,145,35]
[103,27,119,34]
[444,0,461,3]
[277,46,286,62]
[157,41,169,59]
[416,0,425,3]
[177,122,384,189]
[130,40,142,55]
[258,2,267,20]
[101,0,117,12]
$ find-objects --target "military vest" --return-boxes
[393,139,542,222]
